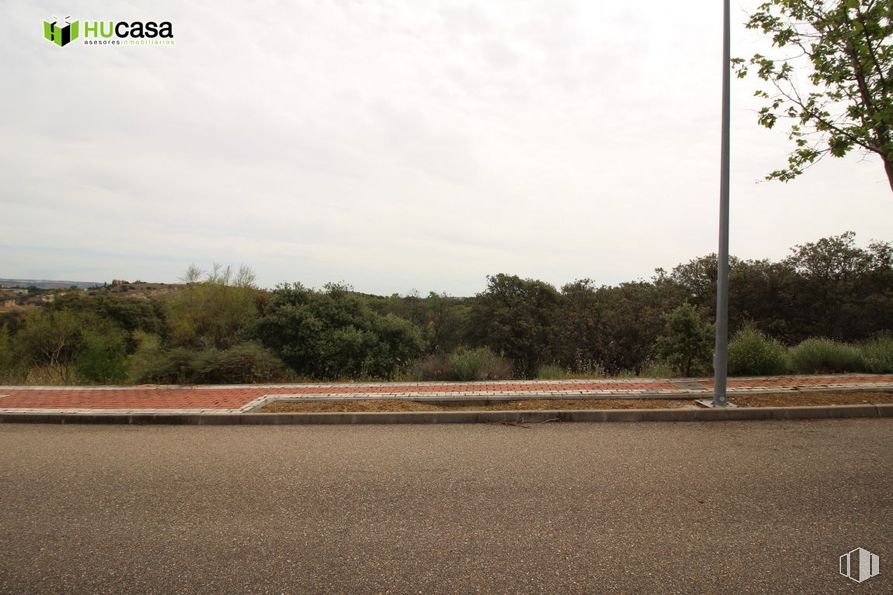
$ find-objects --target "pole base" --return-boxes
[695,399,737,409]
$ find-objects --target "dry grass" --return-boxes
[256,391,893,413]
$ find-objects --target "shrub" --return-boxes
[449,347,512,381]
[192,343,287,384]
[537,364,566,379]
[860,336,893,373]
[12,310,85,367]
[653,303,714,377]
[0,325,13,380]
[23,364,77,385]
[128,342,286,384]
[248,284,424,380]
[788,338,864,374]
[409,347,512,381]
[727,326,788,376]
[407,352,451,381]
[75,328,128,384]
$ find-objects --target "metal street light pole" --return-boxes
[713,0,731,407]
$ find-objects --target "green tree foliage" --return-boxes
[50,293,164,336]
[654,304,714,377]
[0,232,889,384]
[782,232,893,340]
[661,233,892,344]
[248,283,424,379]
[368,291,471,354]
[590,281,679,375]
[470,274,561,377]
[7,309,128,384]
[733,0,893,190]
[165,264,261,350]
[75,326,128,383]
[553,280,604,373]
[0,325,13,379]
[13,309,86,368]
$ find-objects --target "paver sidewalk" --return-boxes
[1,375,891,414]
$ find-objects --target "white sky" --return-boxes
[1,1,890,295]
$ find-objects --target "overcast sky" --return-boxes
[1,1,890,295]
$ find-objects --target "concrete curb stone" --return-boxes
[1,404,889,425]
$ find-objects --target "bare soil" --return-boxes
[730,390,893,407]
[256,391,893,413]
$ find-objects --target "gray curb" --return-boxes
[1,404,891,425]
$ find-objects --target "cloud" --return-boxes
[1,0,890,295]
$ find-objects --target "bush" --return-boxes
[409,347,512,381]
[192,343,287,384]
[249,284,424,380]
[12,309,85,367]
[0,325,13,380]
[860,336,893,373]
[125,331,165,383]
[128,342,287,384]
[407,351,451,381]
[536,364,566,379]
[653,303,714,377]
[788,338,864,374]
[75,328,128,384]
[23,364,77,385]
[727,326,788,376]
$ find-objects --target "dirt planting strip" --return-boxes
[255,391,893,413]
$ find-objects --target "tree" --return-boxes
[165,265,261,350]
[13,309,85,368]
[654,303,714,377]
[469,274,561,377]
[782,231,893,340]
[248,283,424,379]
[733,0,893,190]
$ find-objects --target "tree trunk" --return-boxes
[885,158,893,193]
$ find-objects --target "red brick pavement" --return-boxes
[0,375,890,410]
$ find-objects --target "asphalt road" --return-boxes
[1,420,890,594]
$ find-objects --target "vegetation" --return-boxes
[409,347,512,381]
[789,337,865,373]
[728,325,789,376]
[653,303,714,377]
[733,0,893,190]
[0,232,890,385]
[246,283,423,380]
[861,335,893,373]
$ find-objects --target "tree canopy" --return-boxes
[734,0,893,190]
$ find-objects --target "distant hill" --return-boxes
[0,278,103,290]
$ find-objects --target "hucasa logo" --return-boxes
[43,17,79,47]
[43,16,174,47]
[83,20,174,39]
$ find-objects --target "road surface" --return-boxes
[1,420,890,593]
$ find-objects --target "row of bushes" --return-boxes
[407,347,512,381]
[727,329,893,376]
[127,339,288,384]
[528,331,893,380]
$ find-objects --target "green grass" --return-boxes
[860,336,893,373]
[788,338,864,374]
